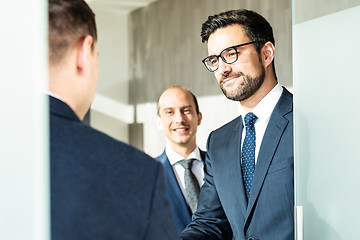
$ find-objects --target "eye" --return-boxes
[164,109,173,115]
[223,48,237,58]
[221,48,239,63]
[183,108,192,114]
[206,56,218,66]
[210,58,218,65]
[228,51,237,57]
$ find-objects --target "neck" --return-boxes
[169,141,197,159]
[49,85,86,120]
[240,75,277,112]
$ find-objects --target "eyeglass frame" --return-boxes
[201,41,258,72]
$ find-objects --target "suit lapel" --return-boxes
[158,152,191,225]
[158,148,206,225]
[225,118,248,219]
[199,149,206,163]
[245,88,292,220]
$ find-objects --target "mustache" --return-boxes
[171,124,190,129]
[220,72,244,83]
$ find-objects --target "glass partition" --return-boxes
[293,2,360,239]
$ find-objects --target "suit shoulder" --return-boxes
[212,115,241,136]
[91,127,156,163]
[51,117,158,169]
[154,151,168,165]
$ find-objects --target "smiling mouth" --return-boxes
[223,77,237,84]
[173,127,189,132]
[222,73,245,85]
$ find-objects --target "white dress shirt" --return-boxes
[165,146,204,198]
[47,91,63,101]
[239,83,283,164]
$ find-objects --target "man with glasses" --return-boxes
[180,9,294,240]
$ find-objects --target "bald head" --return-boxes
[157,86,200,116]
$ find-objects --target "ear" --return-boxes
[197,112,202,126]
[262,41,275,68]
[156,116,163,130]
[76,35,94,76]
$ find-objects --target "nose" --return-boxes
[173,110,185,123]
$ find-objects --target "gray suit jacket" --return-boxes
[180,87,294,240]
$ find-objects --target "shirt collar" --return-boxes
[165,145,201,166]
[240,83,283,124]
[47,91,64,101]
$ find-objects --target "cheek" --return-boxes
[214,72,222,82]
[162,118,173,129]
[189,117,199,127]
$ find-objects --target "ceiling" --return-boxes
[87,0,159,13]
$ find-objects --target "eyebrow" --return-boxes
[161,105,193,111]
[182,105,193,109]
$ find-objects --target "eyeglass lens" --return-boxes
[204,46,238,71]
[203,41,257,72]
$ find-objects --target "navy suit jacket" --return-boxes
[49,96,178,240]
[155,149,206,234]
[180,88,294,240]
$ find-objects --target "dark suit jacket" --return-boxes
[155,149,206,234]
[180,88,294,240]
[49,96,178,240]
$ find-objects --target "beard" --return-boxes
[219,64,265,102]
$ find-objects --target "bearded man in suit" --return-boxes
[180,9,294,240]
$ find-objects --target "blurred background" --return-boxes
[87,0,293,157]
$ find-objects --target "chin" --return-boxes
[174,138,190,145]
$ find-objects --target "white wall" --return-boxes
[90,9,132,141]
[0,1,49,240]
[294,4,360,239]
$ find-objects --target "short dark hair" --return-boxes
[49,0,97,65]
[201,9,275,53]
[157,85,200,116]
[201,9,276,78]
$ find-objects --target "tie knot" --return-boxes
[244,112,257,127]
[178,159,195,169]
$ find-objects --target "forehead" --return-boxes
[159,88,195,109]
[207,24,250,55]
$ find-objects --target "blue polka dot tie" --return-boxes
[241,112,257,200]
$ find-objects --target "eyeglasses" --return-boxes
[202,41,257,72]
